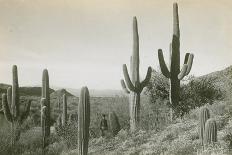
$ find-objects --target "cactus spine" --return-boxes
[109,111,121,136]
[204,118,217,146]
[78,87,90,155]
[158,3,194,120]
[42,69,50,137]
[121,17,152,131]
[2,65,31,145]
[199,107,210,145]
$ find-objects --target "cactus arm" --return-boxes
[185,53,194,75]
[7,87,12,109]
[20,100,31,122]
[123,64,136,92]
[120,79,130,94]
[158,49,170,78]
[184,53,190,64]
[140,66,152,90]
[2,94,13,122]
[178,64,188,80]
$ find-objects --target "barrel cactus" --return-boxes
[157,3,194,121]
[204,118,217,146]
[78,86,90,155]
[121,17,152,131]
[2,65,31,146]
[109,111,121,136]
[199,107,210,145]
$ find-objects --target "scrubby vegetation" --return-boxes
[1,2,232,155]
[0,65,232,155]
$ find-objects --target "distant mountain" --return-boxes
[66,88,125,97]
[50,89,74,98]
[0,83,55,97]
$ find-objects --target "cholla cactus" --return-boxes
[204,118,217,146]
[78,86,90,155]
[121,17,152,131]
[109,111,121,136]
[199,107,210,145]
[158,3,194,120]
[2,65,31,145]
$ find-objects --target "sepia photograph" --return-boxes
[0,0,232,154]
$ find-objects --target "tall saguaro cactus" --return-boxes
[62,94,67,126]
[42,69,50,137]
[2,65,31,145]
[78,87,90,155]
[199,107,210,145]
[158,3,194,119]
[56,93,68,128]
[121,17,152,131]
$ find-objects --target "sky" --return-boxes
[0,0,232,90]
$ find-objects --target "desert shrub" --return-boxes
[146,70,223,119]
[0,128,12,155]
[179,77,223,117]
[55,122,78,149]
[221,120,232,149]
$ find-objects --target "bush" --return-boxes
[146,70,223,119]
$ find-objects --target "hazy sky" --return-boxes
[0,0,232,90]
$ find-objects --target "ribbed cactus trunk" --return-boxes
[121,17,152,131]
[204,119,217,147]
[41,98,47,155]
[2,65,31,148]
[42,69,50,137]
[62,94,67,126]
[158,3,194,121]
[199,107,210,146]
[78,87,90,155]
[130,92,140,131]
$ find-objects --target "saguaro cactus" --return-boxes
[78,87,90,155]
[158,3,194,119]
[204,118,217,146]
[42,69,50,137]
[2,65,31,145]
[199,107,210,145]
[62,94,67,126]
[109,111,121,136]
[56,93,68,130]
[121,17,152,131]
[41,98,48,154]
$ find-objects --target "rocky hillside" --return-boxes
[197,66,232,93]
